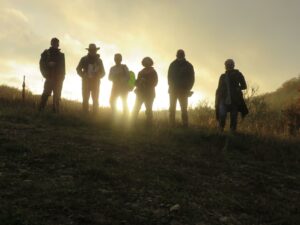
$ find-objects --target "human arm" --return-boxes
[76,58,85,77]
[60,53,66,77]
[98,59,105,78]
[39,50,49,78]
[239,73,247,90]
[150,70,158,88]
[186,63,195,90]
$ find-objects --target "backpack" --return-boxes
[128,71,136,91]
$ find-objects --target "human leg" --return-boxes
[82,78,90,113]
[39,79,54,111]
[53,78,64,113]
[178,95,188,127]
[230,105,239,132]
[91,78,100,114]
[169,94,177,125]
[132,95,143,120]
[218,102,228,131]
[121,92,129,117]
[145,97,154,125]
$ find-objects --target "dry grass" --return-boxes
[0,85,299,225]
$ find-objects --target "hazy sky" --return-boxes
[1,0,300,109]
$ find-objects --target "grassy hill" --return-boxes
[260,76,300,110]
[0,85,299,225]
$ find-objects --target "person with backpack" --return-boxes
[38,37,66,113]
[76,43,105,114]
[168,49,195,127]
[109,53,130,117]
[215,59,248,132]
[132,57,158,125]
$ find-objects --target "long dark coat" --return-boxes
[215,69,249,120]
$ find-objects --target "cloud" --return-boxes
[3,8,29,22]
[1,0,300,106]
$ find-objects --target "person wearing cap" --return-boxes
[76,43,105,114]
[132,57,158,125]
[108,53,130,116]
[38,37,66,113]
[168,49,195,127]
[215,59,248,132]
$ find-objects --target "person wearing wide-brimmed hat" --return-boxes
[168,49,195,127]
[108,53,130,116]
[132,57,158,124]
[76,43,105,114]
[38,37,66,113]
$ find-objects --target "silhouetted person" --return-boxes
[109,54,130,116]
[76,44,105,114]
[215,59,248,132]
[168,49,195,127]
[39,38,65,112]
[132,57,158,125]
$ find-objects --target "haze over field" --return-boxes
[1,0,300,109]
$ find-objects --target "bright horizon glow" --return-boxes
[1,34,205,111]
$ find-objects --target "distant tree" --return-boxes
[282,85,300,135]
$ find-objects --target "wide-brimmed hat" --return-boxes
[142,57,154,67]
[86,43,100,51]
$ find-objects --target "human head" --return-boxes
[51,38,59,49]
[225,59,235,71]
[141,57,154,68]
[176,49,185,60]
[114,53,122,65]
[86,43,100,56]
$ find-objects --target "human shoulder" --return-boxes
[78,56,87,65]
[41,49,49,57]
[110,64,117,70]
[95,54,102,62]
[58,49,64,55]
[219,73,226,79]
[185,60,193,66]
[185,60,194,70]
[149,67,157,74]
[170,60,177,67]
[233,69,244,78]
[122,64,129,70]
[139,67,148,74]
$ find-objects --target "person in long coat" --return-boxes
[215,59,248,132]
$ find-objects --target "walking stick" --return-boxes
[22,75,26,102]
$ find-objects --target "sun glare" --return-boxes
[3,41,203,112]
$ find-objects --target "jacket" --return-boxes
[39,47,65,79]
[215,69,248,119]
[135,67,158,98]
[109,64,130,91]
[76,54,105,79]
[168,59,195,94]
